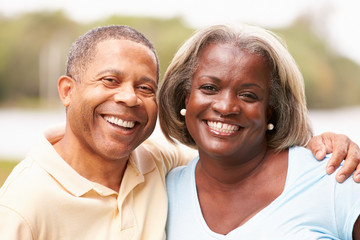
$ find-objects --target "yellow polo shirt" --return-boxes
[0,126,195,239]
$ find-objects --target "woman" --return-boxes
[159,24,360,239]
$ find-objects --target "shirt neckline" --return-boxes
[190,148,293,237]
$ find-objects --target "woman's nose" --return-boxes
[212,92,240,116]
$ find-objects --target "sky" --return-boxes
[1,0,360,64]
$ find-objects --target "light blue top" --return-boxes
[166,146,360,240]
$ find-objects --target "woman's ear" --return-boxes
[58,76,75,107]
[185,93,190,106]
[266,106,274,123]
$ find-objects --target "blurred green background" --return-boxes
[1,11,360,109]
[0,11,360,185]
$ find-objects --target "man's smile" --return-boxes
[104,115,136,129]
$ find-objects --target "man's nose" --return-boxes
[113,84,141,107]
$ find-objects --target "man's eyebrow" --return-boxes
[95,69,157,86]
[140,76,158,87]
[95,69,125,78]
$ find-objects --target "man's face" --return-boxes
[66,39,158,161]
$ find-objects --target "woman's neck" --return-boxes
[196,145,269,185]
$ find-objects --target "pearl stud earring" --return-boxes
[267,123,274,131]
[180,109,186,116]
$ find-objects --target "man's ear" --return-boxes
[58,76,75,107]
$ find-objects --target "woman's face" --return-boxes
[185,43,272,160]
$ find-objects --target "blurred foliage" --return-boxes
[273,16,360,108]
[0,11,359,109]
[0,11,81,106]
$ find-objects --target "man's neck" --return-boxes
[53,134,129,193]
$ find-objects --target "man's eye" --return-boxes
[103,78,116,83]
[101,78,119,87]
[138,85,155,94]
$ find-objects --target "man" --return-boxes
[0,25,358,239]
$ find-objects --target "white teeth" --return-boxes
[104,116,135,128]
[207,121,239,133]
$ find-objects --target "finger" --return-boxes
[353,168,360,183]
[335,158,356,183]
[326,145,348,175]
[335,142,360,183]
[307,135,327,160]
[346,141,360,182]
[325,134,350,175]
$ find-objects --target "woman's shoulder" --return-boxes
[167,157,199,180]
[166,156,199,191]
[286,146,333,185]
[289,145,331,166]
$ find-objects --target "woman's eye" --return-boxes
[200,84,217,93]
[240,92,258,101]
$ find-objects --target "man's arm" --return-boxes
[307,132,360,183]
[143,137,197,174]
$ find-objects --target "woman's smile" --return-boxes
[205,120,240,134]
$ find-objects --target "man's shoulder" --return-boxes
[142,137,196,161]
[141,137,176,152]
[1,157,38,190]
[140,138,179,164]
[0,157,50,211]
[0,156,63,239]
